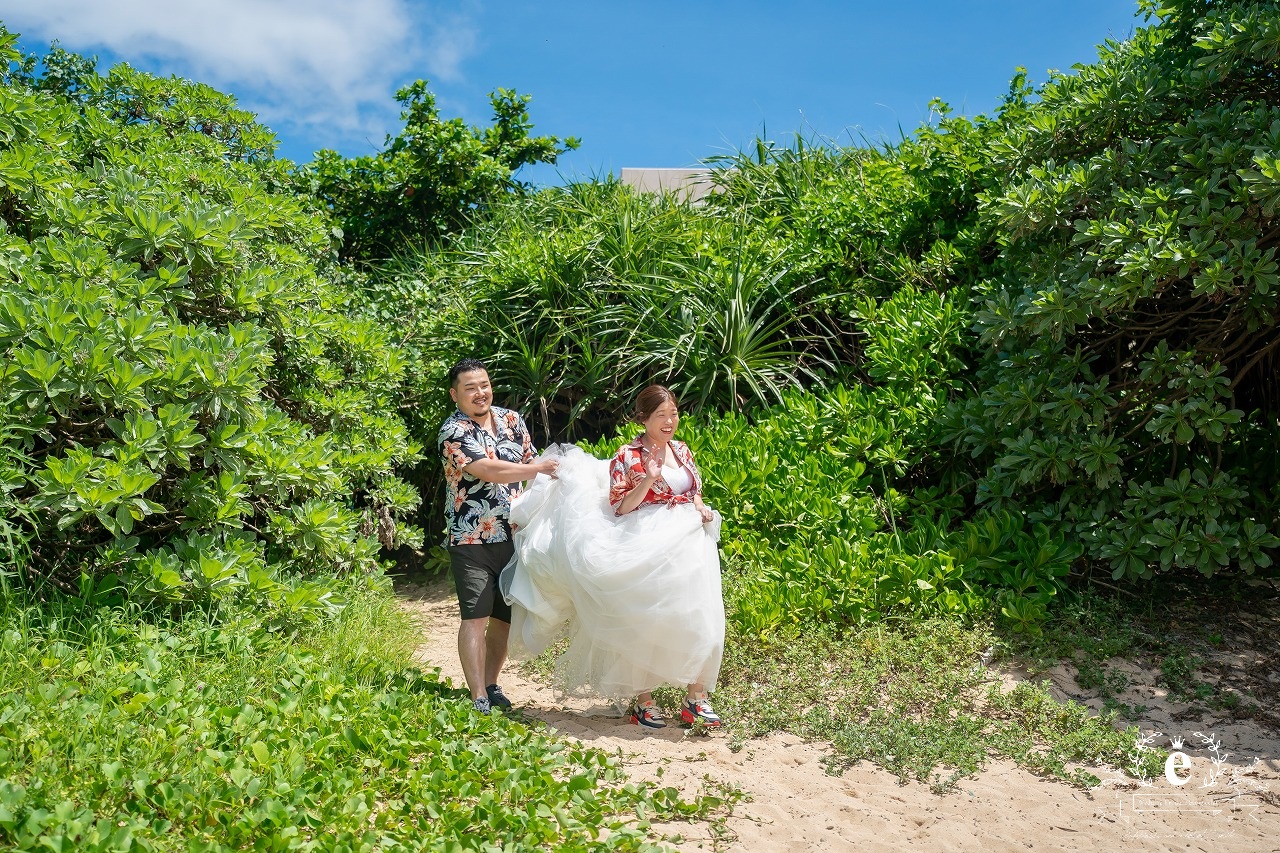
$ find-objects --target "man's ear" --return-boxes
[449,386,458,404]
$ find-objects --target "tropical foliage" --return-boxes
[368,180,833,446]
[954,0,1280,581]
[300,81,579,263]
[0,34,420,606]
[383,0,1279,596]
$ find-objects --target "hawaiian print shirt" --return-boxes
[438,406,535,546]
[608,435,703,515]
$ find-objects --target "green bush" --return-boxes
[704,104,1000,314]
[345,69,1010,549]
[0,32,420,603]
[951,0,1280,580]
[363,179,838,451]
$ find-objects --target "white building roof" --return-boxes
[618,167,717,202]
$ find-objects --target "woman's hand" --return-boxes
[615,464,660,517]
[698,506,714,524]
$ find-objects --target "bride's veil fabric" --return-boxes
[500,443,724,699]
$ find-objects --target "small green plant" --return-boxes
[1073,657,1151,720]
[1158,649,1214,702]
[1005,582,1274,727]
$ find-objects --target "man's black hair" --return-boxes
[448,358,488,388]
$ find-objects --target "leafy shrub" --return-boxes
[951,0,1280,580]
[350,79,1007,551]
[363,179,836,449]
[704,105,1000,315]
[0,32,420,602]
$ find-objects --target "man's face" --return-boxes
[450,369,492,420]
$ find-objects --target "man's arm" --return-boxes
[466,457,557,484]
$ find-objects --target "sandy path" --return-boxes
[397,575,1280,852]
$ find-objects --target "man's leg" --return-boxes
[449,540,515,703]
[450,544,494,701]
[480,539,515,692]
[458,617,490,700]
[484,617,510,688]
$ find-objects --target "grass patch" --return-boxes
[1007,583,1277,724]
[518,608,1156,794]
[711,617,1149,793]
[0,574,725,851]
[506,581,1280,796]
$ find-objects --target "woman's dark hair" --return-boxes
[632,385,679,423]
[448,358,488,388]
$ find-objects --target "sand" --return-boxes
[397,575,1280,852]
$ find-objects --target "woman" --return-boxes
[501,385,725,730]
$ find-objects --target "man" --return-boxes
[438,358,558,714]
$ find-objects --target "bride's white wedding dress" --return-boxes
[500,443,724,699]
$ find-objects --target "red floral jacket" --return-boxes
[608,435,703,515]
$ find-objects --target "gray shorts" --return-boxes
[448,540,514,622]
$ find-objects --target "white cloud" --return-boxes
[2,0,480,155]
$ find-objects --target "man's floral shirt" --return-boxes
[608,435,702,515]
[438,406,535,546]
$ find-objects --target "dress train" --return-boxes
[500,443,724,699]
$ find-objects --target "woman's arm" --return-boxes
[615,473,658,515]
[692,499,713,523]
[612,450,661,516]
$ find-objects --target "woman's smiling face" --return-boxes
[643,400,679,445]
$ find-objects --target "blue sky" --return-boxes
[3,1,1142,186]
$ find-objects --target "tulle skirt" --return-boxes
[500,444,725,699]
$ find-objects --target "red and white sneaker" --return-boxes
[680,697,723,728]
[629,700,667,729]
